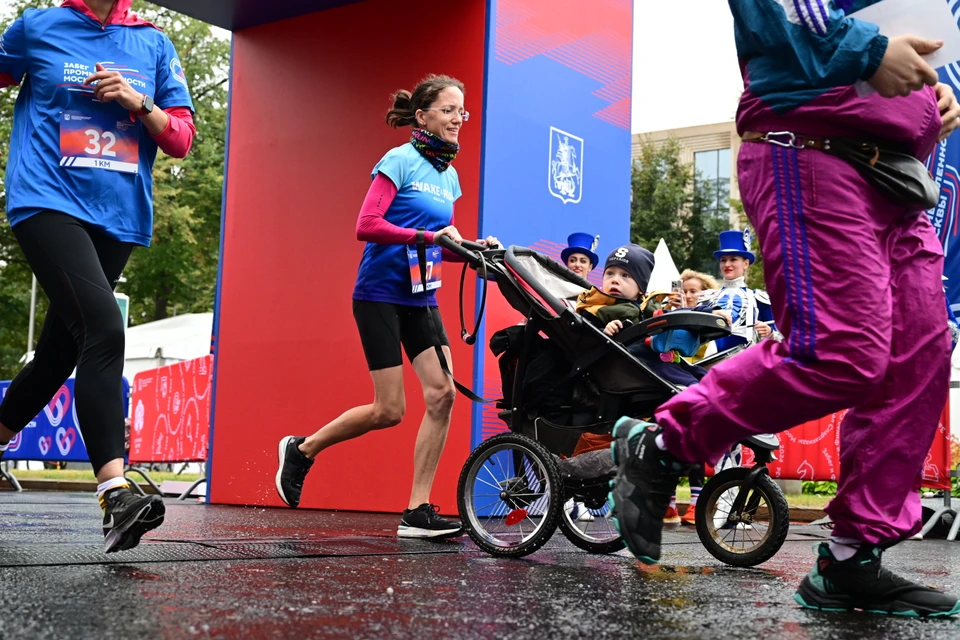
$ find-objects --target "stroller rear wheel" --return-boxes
[695,466,790,567]
[457,433,562,558]
[558,486,625,554]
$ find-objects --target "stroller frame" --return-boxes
[440,240,788,563]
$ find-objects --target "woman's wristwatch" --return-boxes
[137,94,155,116]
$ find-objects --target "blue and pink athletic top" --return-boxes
[352,143,463,307]
[0,0,195,246]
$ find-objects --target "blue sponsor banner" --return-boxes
[2,377,130,462]
[929,3,960,310]
[472,0,633,448]
[929,60,960,312]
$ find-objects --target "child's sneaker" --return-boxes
[663,505,681,524]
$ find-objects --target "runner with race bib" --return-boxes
[0,0,195,552]
[275,74,499,539]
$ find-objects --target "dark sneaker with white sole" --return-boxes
[100,486,165,553]
[398,503,463,539]
[276,435,314,508]
[608,417,693,564]
[795,542,960,617]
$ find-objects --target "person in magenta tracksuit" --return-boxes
[609,0,960,617]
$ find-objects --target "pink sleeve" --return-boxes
[355,174,466,265]
[150,107,196,158]
[440,208,463,263]
[356,173,438,244]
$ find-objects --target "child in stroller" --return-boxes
[572,243,738,524]
[575,243,731,389]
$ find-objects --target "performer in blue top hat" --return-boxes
[560,232,599,280]
[701,228,780,352]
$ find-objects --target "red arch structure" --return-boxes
[150,0,635,512]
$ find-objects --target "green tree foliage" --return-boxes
[630,137,730,278]
[0,1,227,378]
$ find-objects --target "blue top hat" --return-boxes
[560,232,600,268]
[713,229,756,263]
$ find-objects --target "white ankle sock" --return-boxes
[96,477,129,498]
[654,434,666,450]
[828,537,861,562]
[690,486,701,506]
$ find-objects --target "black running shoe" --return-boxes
[100,487,165,553]
[795,542,960,617]
[276,435,314,508]
[398,503,463,539]
[608,417,692,564]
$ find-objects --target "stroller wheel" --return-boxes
[695,466,790,567]
[457,433,562,558]
[558,490,625,554]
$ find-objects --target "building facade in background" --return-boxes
[632,121,739,225]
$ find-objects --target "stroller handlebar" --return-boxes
[436,235,489,264]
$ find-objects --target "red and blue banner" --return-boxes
[472,0,634,447]
[2,378,130,462]
[928,14,960,308]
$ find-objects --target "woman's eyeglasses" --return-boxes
[421,106,470,121]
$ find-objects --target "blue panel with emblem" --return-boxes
[471,0,633,448]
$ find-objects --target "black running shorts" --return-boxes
[352,300,450,371]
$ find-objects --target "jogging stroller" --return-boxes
[435,238,790,565]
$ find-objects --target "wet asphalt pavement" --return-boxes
[1,492,959,639]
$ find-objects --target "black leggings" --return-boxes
[0,212,132,473]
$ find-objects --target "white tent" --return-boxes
[123,312,213,380]
[646,238,682,294]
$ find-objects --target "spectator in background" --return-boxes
[675,269,720,525]
[679,270,719,310]
[561,232,600,280]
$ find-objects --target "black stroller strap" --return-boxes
[416,229,490,403]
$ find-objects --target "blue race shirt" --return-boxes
[0,7,194,246]
[353,143,462,307]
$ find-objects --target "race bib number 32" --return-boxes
[60,110,139,174]
[407,246,442,294]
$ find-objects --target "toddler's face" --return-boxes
[602,266,640,300]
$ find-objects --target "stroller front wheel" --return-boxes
[457,433,563,558]
[695,466,790,567]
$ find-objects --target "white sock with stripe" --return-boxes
[689,486,701,506]
[97,477,130,498]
